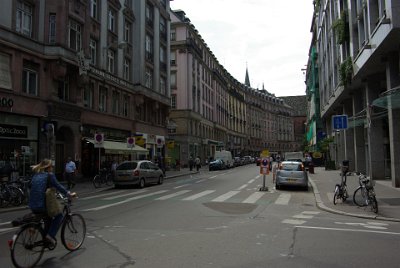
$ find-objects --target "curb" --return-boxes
[309,178,400,223]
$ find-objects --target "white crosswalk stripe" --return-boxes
[155,190,192,200]
[182,190,216,201]
[212,191,240,202]
[103,189,148,200]
[275,193,291,205]
[242,192,265,203]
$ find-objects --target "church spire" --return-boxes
[245,63,250,87]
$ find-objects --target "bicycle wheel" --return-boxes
[105,174,113,186]
[61,213,86,251]
[9,186,24,206]
[93,175,101,188]
[342,186,348,202]
[333,185,340,205]
[10,223,45,268]
[353,186,368,207]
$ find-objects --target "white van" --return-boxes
[284,152,305,163]
[214,150,234,168]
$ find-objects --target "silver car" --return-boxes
[275,161,308,190]
[114,160,164,188]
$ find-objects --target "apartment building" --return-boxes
[308,0,400,187]
[169,10,298,166]
[0,0,172,178]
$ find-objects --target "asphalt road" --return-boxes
[1,165,400,267]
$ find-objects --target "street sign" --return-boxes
[260,158,270,175]
[127,137,135,148]
[94,133,104,148]
[332,115,348,130]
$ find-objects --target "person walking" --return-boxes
[195,156,201,171]
[189,156,194,171]
[64,157,76,190]
[29,159,76,246]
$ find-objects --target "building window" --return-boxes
[170,28,176,41]
[22,68,37,95]
[112,91,120,115]
[123,58,130,81]
[108,8,115,32]
[122,95,129,117]
[99,86,107,112]
[170,50,176,65]
[160,16,166,39]
[89,38,97,65]
[68,19,82,51]
[49,14,56,44]
[16,1,32,37]
[83,83,94,108]
[90,0,98,19]
[57,78,70,101]
[160,45,166,71]
[160,77,166,95]
[171,94,176,109]
[145,34,153,62]
[170,72,176,88]
[145,3,153,27]
[145,67,153,88]
[107,49,115,73]
[124,19,131,42]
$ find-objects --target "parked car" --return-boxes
[114,160,164,188]
[214,150,234,168]
[209,159,226,171]
[275,161,308,190]
[233,157,242,167]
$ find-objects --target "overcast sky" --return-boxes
[170,0,314,97]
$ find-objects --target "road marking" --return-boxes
[182,190,215,201]
[80,190,128,200]
[196,179,207,183]
[282,219,306,225]
[243,192,265,203]
[237,184,248,190]
[295,225,400,235]
[209,175,218,179]
[0,221,11,226]
[248,179,255,184]
[275,193,291,205]
[0,227,15,232]
[103,189,147,200]
[301,211,320,215]
[293,214,314,219]
[174,184,190,189]
[212,191,240,202]
[82,190,169,211]
[155,190,191,200]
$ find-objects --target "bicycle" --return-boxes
[0,180,24,207]
[9,193,86,268]
[93,168,113,188]
[333,162,349,205]
[353,172,378,213]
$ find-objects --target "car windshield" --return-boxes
[282,163,302,171]
[116,162,138,170]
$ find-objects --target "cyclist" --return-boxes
[28,159,76,246]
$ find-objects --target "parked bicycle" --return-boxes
[333,160,349,205]
[353,172,378,213]
[93,168,113,188]
[9,192,86,268]
[0,180,24,207]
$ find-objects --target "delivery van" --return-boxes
[284,151,305,163]
[214,150,234,168]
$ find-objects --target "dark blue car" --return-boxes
[209,159,226,171]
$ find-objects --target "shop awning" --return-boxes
[372,87,400,109]
[86,139,148,155]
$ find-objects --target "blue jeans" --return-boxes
[48,213,63,239]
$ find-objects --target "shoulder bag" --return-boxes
[45,174,62,217]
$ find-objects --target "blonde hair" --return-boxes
[31,159,52,173]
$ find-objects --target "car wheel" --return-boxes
[138,178,145,188]
[158,175,163,185]
[275,183,280,190]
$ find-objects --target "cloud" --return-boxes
[170,0,314,96]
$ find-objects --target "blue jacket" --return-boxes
[29,172,69,213]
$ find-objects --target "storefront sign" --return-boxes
[0,124,27,138]
[0,97,14,108]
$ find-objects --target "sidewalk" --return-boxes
[309,167,400,222]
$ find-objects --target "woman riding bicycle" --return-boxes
[28,159,76,246]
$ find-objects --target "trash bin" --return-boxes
[308,162,314,174]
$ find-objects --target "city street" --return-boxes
[1,165,400,267]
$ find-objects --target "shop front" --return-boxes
[0,113,39,179]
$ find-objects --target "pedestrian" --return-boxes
[189,156,194,171]
[272,161,278,184]
[29,159,76,246]
[195,156,201,171]
[111,160,118,180]
[64,157,76,190]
